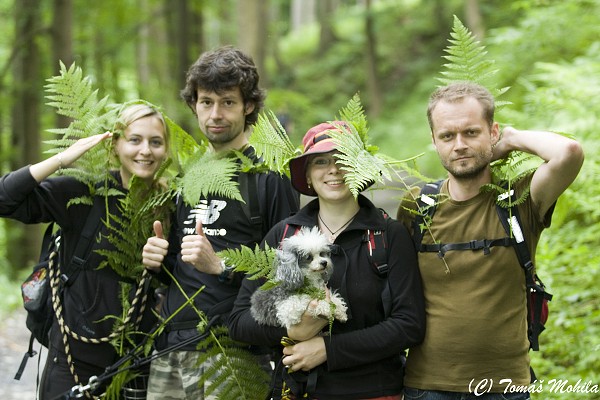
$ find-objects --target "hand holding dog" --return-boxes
[287,297,329,341]
[181,219,222,274]
[142,220,169,271]
[283,336,327,372]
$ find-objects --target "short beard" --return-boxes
[442,150,492,180]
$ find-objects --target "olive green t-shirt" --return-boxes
[399,176,548,392]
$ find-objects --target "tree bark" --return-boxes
[465,0,485,40]
[291,0,315,32]
[10,0,44,277]
[317,0,337,55]
[237,0,269,83]
[52,0,73,130]
[364,0,383,117]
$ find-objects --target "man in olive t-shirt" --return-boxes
[397,82,584,400]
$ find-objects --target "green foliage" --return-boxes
[218,244,276,289]
[96,173,175,280]
[250,110,300,177]
[438,16,501,91]
[180,151,243,205]
[328,95,393,197]
[252,94,412,199]
[165,115,205,176]
[44,61,117,203]
[196,326,270,400]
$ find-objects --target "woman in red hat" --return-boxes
[228,122,426,400]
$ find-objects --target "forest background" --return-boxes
[0,0,598,398]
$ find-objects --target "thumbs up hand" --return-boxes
[142,220,170,271]
[181,218,222,275]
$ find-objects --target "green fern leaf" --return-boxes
[327,100,391,197]
[218,244,276,286]
[180,152,243,205]
[437,15,510,102]
[165,115,204,175]
[337,93,370,147]
[196,327,270,399]
[249,110,300,177]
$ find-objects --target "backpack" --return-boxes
[412,180,552,352]
[14,198,104,380]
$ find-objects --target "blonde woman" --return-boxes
[0,103,169,399]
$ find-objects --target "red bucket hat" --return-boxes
[289,121,350,196]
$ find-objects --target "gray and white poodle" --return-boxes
[250,226,348,329]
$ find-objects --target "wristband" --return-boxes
[218,260,234,283]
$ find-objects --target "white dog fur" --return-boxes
[250,226,348,329]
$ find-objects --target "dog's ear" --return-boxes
[275,248,304,290]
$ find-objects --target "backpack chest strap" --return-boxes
[420,237,513,258]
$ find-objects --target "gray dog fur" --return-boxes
[250,226,348,328]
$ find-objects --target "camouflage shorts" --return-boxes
[146,350,219,400]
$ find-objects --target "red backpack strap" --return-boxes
[279,224,301,249]
[367,212,390,277]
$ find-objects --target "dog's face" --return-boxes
[275,226,333,289]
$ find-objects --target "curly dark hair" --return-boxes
[180,46,266,130]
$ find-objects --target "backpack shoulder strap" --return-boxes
[495,184,533,275]
[279,223,301,246]
[238,172,264,244]
[60,196,104,286]
[413,180,444,251]
[495,183,552,351]
[365,210,393,317]
[366,209,390,277]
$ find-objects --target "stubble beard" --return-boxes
[205,128,243,146]
[442,149,493,181]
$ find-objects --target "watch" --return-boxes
[218,260,234,283]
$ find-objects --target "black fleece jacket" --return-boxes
[0,166,154,368]
[228,195,426,400]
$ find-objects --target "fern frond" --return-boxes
[438,16,497,88]
[337,93,370,147]
[196,326,270,400]
[218,244,276,286]
[165,115,204,175]
[44,61,117,194]
[249,110,300,177]
[180,152,243,205]
[326,97,391,197]
[97,174,175,280]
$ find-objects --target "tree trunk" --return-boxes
[464,0,485,40]
[9,0,44,277]
[52,0,73,130]
[364,0,383,117]
[237,0,269,83]
[174,0,191,90]
[136,0,151,93]
[291,0,315,32]
[317,0,337,55]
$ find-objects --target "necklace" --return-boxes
[318,212,357,241]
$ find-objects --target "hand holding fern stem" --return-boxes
[30,131,113,183]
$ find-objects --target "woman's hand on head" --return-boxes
[29,131,113,182]
[62,131,113,167]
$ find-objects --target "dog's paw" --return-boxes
[330,293,348,322]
